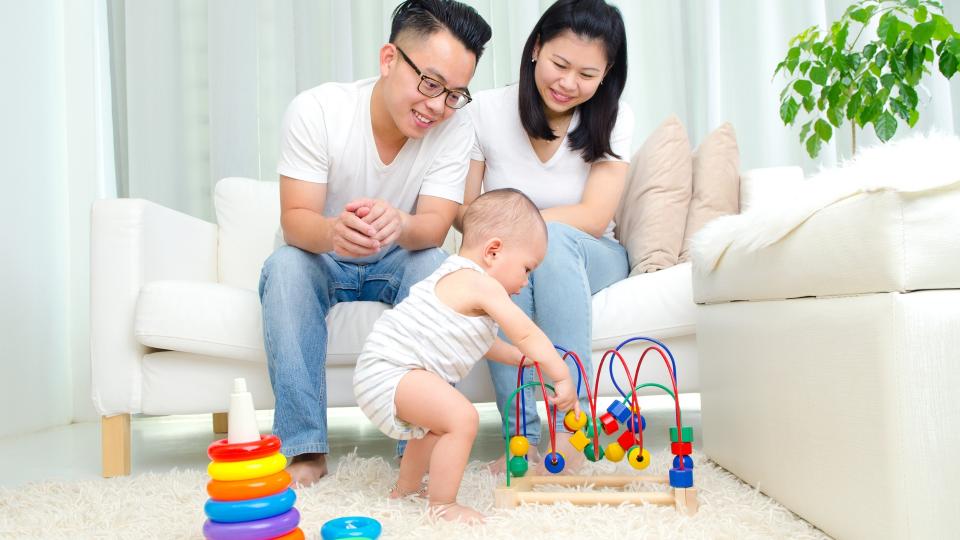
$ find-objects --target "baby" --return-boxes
[353,188,579,523]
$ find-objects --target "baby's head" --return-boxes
[460,188,547,295]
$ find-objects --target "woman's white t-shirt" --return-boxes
[467,84,634,239]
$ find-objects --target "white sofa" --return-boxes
[91,177,701,477]
[692,137,960,539]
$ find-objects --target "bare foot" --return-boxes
[537,437,584,475]
[286,453,327,487]
[389,482,427,499]
[488,447,541,474]
[430,502,485,523]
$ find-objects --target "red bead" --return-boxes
[599,412,618,435]
[671,441,692,456]
[617,429,637,451]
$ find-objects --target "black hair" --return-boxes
[518,0,628,162]
[389,0,493,61]
[462,188,547,248]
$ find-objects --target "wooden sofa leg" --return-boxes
[213,412,228,434]
[101,414,131,477]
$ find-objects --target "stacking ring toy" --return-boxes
[204,487,296,523]
[320,516,382,540]
[274,528,305,540]
[207,470,292,501]
[202,507,300,540]
[208,434,282,462]
[207,452,286,481]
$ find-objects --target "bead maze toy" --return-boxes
[203,378,305,539]
[494,337,698,515]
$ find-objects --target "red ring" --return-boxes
[206,470,292,501]
[207,434,282,462]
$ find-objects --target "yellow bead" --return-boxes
[563,410,587,432]
[568,430,590,452]
[627,447,651,470]
[509,436,529,457]
[605,442,625,462]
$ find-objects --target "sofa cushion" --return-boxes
[691,134,960,304]
[215,178,281,291]
[135,280,387,366]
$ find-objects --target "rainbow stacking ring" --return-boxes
[207,452,286,482]
[208,434,282,462]
[320,516,382,540]
[204,487,296,523]
[207,470,292,501]
[202,507,300,540]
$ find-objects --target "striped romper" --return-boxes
[353,255,500,440]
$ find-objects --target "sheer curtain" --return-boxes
[107,0,960,220]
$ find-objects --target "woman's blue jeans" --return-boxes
[259,244,448,458]
[490,221,628,445]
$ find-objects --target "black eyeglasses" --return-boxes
[395,46,472,110]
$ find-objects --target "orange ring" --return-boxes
[207,434,282,462]
[272,528,304,540]
[206,470,292,501]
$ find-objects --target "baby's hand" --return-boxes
[551,378,579,415]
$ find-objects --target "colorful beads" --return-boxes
[604,442,626,462]
[544,451,566,474]
[563,410,587,432]
[584,442,604,462]
[508,456,529,477]
[670,426,694,443]
[627,447,651,470]
[509,436,529,457]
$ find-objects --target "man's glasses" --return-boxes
[395,46,472,110]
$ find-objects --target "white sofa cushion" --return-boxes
[692,134,960,304]
[215,178,281,291]
[135,265,697,365]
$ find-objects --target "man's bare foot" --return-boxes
[429,502,485,523]
[286,453,327,487]
[537,437,584,475]
[488,446,541,474]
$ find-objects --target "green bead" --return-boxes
[584,442,605,462]
[509,455,529,477]
[670,426,694,443]
[585,422,597,438]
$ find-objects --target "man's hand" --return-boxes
[331,207,381,258]
[345,198,406,248]
[550,377,580,415]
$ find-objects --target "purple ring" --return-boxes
[203,507,300,540]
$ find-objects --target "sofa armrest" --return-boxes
[90,199,218,416]
[739,166,804,212]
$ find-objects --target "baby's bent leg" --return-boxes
[393,433,438,497]
[394,370,482,521]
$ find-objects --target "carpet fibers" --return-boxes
[0,450,829,539]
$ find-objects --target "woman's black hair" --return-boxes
[390,0,492,61]
[518,0,627,162]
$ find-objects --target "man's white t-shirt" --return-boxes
[276,77,473,260]
[467,84,634,239]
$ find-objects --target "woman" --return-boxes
[457,0,631,471]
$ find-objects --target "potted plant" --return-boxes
[775,0,960,157]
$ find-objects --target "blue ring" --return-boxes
[320,516,382,539]
[205,487,296,523]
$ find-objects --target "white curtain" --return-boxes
[109,0,960,220]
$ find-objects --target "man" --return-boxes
[260,0,491,487]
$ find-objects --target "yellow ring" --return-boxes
[207,452,287,481]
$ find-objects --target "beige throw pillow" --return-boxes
[614,115,692,275]
[678,123,740,262]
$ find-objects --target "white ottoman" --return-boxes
[691,137,960,540]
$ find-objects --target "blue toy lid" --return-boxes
[320,516,382,539]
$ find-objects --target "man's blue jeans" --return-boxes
[489,222,628,445]
[259,244,448,458]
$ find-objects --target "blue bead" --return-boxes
[672,455,694,469]
[606,401,631,423]
[627,414,646,432]
[669,467,694,488]
[544,452,565,474]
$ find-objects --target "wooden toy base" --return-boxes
[494,475,698,515]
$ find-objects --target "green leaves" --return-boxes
[774,0,960,158]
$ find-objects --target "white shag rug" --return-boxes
[0,450,829,540]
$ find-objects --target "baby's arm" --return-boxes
[485,338,522,366]
[471,276,579,412]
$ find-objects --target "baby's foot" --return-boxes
[286,453,327,487]
[429,502,485,523]
[389,481,427,499]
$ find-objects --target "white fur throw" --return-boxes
[690,132,960,275]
